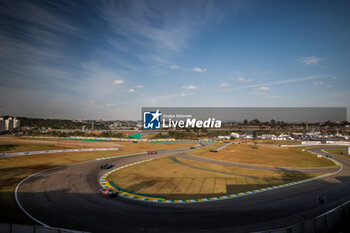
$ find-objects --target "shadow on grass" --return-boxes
[6,174,350,233]
[0,143,19,152]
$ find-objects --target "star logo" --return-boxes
[150,109,161,122]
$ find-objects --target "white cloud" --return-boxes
[182,85,198,90]
[135,85,144,88]
[255,87,270,92]
[128,88,136,93]
[105,103,115,107]
[89,100,95,104]
[325,85,332,88]
[113,80,124,85]
[170,65,180,70]
[231,75,331,90]
[219,82,231,88]
[331,76,338,80]
[252,86,283,98]
[232,77,252,83]
[298,56,322,65]
[98,1,226,69]
[192,67,207,73]
[179,93,187,97]
[313,81,323,85]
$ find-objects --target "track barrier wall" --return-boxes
[23,136,218,143]
[210,142,233,152]
[0,148,119,158]
[256,200,350,233]
[0,223,89,233]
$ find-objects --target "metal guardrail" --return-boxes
[256,200,350,233]
[2,200,349,233]
[210,142,233,152]
[0,223,89,233]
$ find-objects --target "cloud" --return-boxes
[113,80,125,85]
[219,82,231,88]
[135,85,144,88]
[298,56,322,65]
[170,65,180,70]
[232,77,252,83]
[313,81,323,85]
[325,85,332,88]
[192,67,207,73]
[0,1,84,94]
[0,1,80,36]
[128,88,136,93]
[182,85,198,90]
[105,103,115,107]
[89,100,95,104]
[98,1,227,68]
[255,87,270,92]
[179,93,187,97]
[331,76,338,80]
[252,86,285,98]
[230,74,331,90]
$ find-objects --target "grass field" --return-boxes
[234,139,302,144]
[325,149,349,158]
[0,136,124,149]
[0,143,71,153]
[108,156,320,200]
[188,143,335,168]
[0,138,192,224]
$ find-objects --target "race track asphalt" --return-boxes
[16,146,350,233]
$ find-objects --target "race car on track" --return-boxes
[99,188,119,198]
[100,163,113,169]
[147,151,157,154]
[190,146,196,149]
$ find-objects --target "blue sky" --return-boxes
[0,0,349,120]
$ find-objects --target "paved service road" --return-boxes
[16,146,350,233]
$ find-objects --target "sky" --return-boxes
[0,0,350,120]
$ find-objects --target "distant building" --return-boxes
[0,117,20,131]
[5,117,13,130]
[14,118,20,128]
[0,117,5,131]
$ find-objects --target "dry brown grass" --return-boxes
[233,139,302,144]
[108,156,319,200]
[0,135,123,149]
[0,138,192,224]
[325,149,349,158]
[0,143,71,153]
[188,143,335,168]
